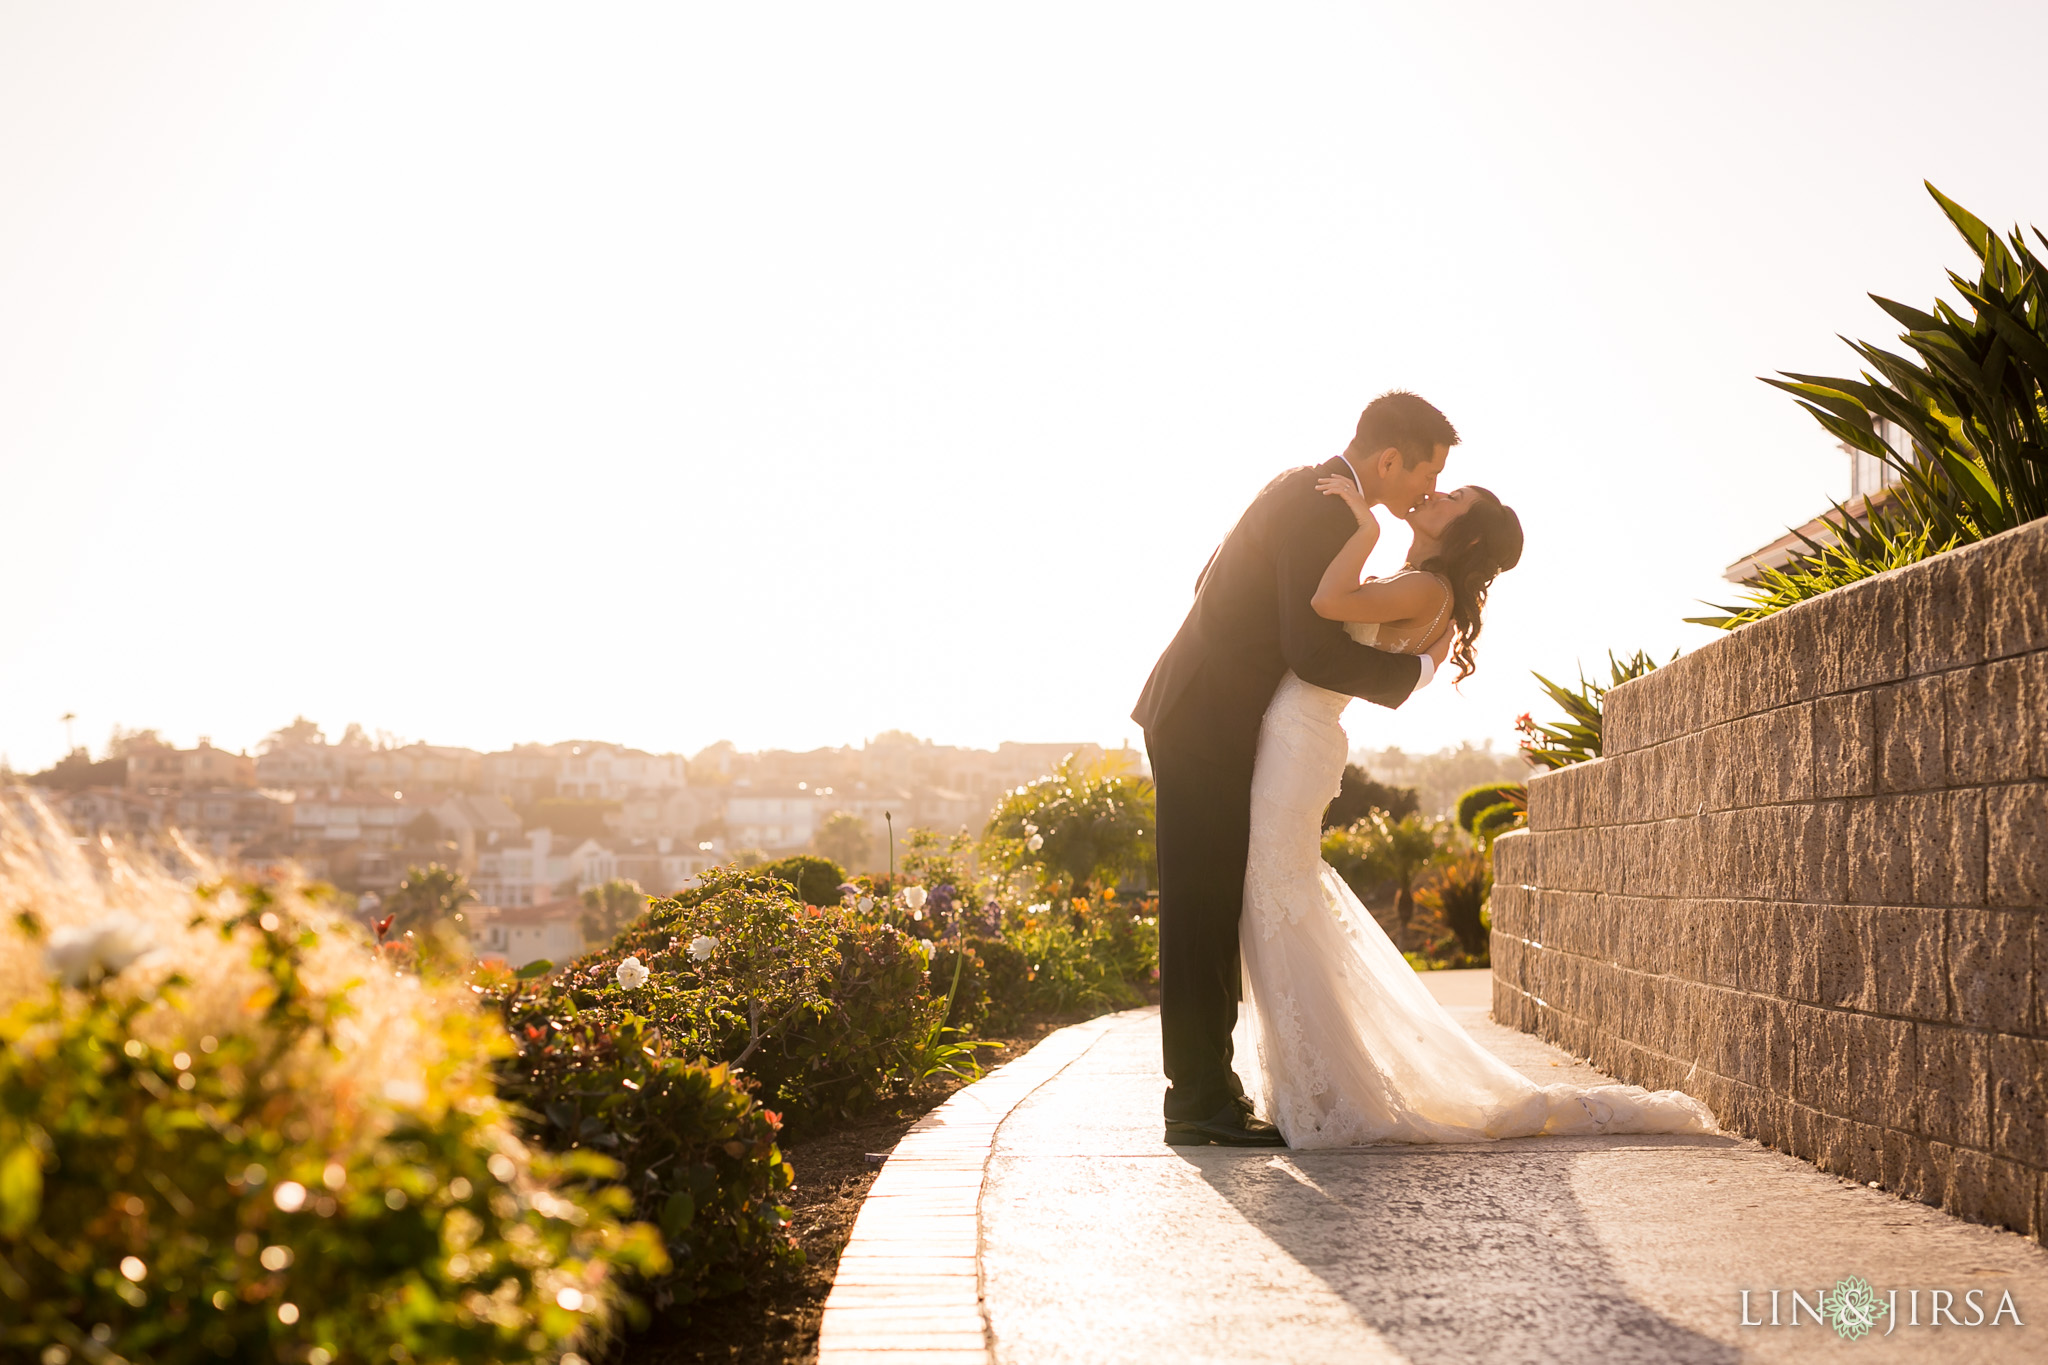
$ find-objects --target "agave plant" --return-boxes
[1714,183,2048,631]
[1691,513,1958,629]
[1516,650,1664,771]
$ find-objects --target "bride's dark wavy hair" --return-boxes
[1415,487,1524,683]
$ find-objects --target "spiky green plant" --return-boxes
[1707,183,2048,631]
[1516,651,1663,771]
[1690,512,1958,629]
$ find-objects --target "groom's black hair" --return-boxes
[1355,390,1460,466]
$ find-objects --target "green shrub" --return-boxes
[1515,651,1664,770]
[1413,854,1493,965]
[1471,801,1525,847]
[511,868,944,1133]
[925,941,991,1034]
[969,937,1036,1034]
[0,808,663,1365]
[984,756,1155,896]
[977,894,1158,1024]
[492,1006,795,1311]
[749,855,848,909]
[1454,783,1526,837]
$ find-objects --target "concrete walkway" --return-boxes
[825,971,2048,1364]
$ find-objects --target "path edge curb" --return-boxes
[816,1008,1143,1363]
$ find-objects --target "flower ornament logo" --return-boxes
[615,956,650,990]
[687,935,717,963]
[1822,1276,1888,1340]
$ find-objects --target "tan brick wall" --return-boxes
[1493,516,2048,1242]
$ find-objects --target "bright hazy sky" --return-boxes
[4,3,2044,773]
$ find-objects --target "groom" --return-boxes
[1133,391,1460,1145]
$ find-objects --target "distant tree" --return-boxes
[267,716,325,749]
[579,878,648,946]
[1322,764,1419,830]
[29,750,127,793]
[1351,742,1528,819]
[403,812,457,858]
[686,741,739,785]
[813,810,873,871]
[384,864,478,936]
[105,726,164,759]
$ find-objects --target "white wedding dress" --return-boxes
[1231,622,1716,1147]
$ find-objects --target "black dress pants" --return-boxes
[1145,714,1258,1123]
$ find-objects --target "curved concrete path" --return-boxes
[822,971,2048,1363]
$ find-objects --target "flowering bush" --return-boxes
[503,868,946,1133]
[485,867,957,1313]
[983,756,1155,897]
[0,800,663,1364]
[984,892,1158,1025]
[490,1004,796,1311]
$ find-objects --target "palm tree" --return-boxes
[1330,812,1454,950]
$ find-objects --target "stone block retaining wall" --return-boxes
[1491,516,2048,1241]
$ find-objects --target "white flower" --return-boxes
[688,935,717,963]
[856,895,874,913]
[1025,833,1044,852]
[45,913,159,988]
[902,886,928,911]
[616,956,650,989]
[1027,901,1051,916]
[916,939,934,960]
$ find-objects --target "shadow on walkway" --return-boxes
[1179,1134,1743,1365]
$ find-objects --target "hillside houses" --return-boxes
[11,721,1141,906]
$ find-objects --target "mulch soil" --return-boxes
[611,1015,1078,1365]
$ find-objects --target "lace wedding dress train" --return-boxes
[1231,667,1716,1147]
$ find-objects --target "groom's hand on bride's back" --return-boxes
[1425,630,1453,671]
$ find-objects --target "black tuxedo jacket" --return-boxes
[1132,457,1421,755]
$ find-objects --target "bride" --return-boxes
[1233,475,1715,1146]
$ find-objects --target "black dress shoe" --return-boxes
[1165,1103,1286,1147]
